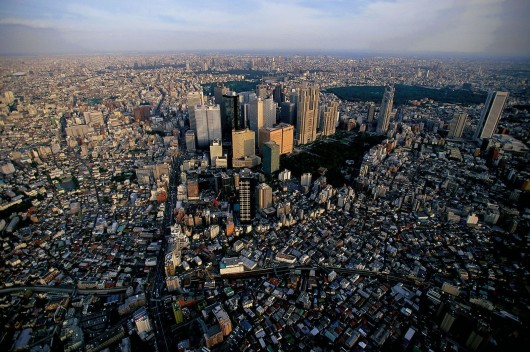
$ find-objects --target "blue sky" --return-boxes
[0,0,528,56]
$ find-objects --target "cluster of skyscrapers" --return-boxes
[373,86,508,143]
[184,82,340,174]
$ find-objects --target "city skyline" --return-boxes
[0,0,529,57]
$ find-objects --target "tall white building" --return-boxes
[249,97,276,144]
[376,86,395,134]
[447,113,467,139]
[195,105,222,149]
[187,92,204,132]
[210,139,223,167]
[474,91,509,141]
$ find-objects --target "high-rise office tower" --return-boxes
[249,97,276,144]
[273,84,285,104]
[296,86,320,145]
[222,92,244,142]
[238,169,256,223]
[301,173,312,190]
[185,130,196,152]
[214,85,229,107]
[280,102,296,125]
[258,123,294,155]
[214,85,229,124]
[187,92,204,131]
[474,91,509,141]
[256,183,273,209]
[376,86,395,134]
[195,105,222,149]
[262,141,280,175]
[210,139,223,167]
[256,84,268,98]
[367,103,376,123]
[232,129,255,159]
[321,101,339,137]
[447,113,468,139]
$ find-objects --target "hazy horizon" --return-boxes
[1,0,529,57]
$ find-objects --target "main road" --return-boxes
[148,150,184,352]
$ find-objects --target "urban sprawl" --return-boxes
[0,54,528,352]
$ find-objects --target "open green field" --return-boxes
[326,84,487,105]
[202,80,261,95]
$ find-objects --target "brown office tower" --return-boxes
[134,105,151,122]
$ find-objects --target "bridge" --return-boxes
[0,285,75,295]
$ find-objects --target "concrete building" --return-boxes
[257,183,273,209]
[238,169,256,223]
[187,178,199,200]
[296,85,319,145]
[447,113,467,139]
[367,103,376,123]
[249,97,276,145]
[376,86,395,134]
[133,105,151,122]
[474,91,509,141]
[321,101,339,137]
[83,111,104,127]
[187,92,204,132]
[209,139,223,168]
[280,102,296,125]
[195,104,222,149]
[222,92,244,142]
[258,123,294,155]
[301,172,312,190]
[262,141,280,175]
[185,130,196,152]
[232,129,255,159]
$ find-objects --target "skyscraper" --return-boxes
[195,105,222,149]
[185,130,196,152]
[232,129,255,159]
[447,113,468,139]
[301,173,312,191]
[473,91,509,141]
[214,85,229,125]
[376,86,395,134]
[210,139,223,167]
[256,183,273,209]
[262,141,280,175]
[321,101,339,137]
[255,84,268,98]
[238,169,256,223]
[367,103,376,123]
[273,84,285,104]
[222,92,244,142]
[214,85,229,108]
[296,86,320,145]
[249,97,276,145]
[187,91,204,132]
[280,102,296,125]
[258,123,294,155]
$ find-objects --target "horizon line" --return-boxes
[1,48,530,61]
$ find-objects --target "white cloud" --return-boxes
[0,17,54,29]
